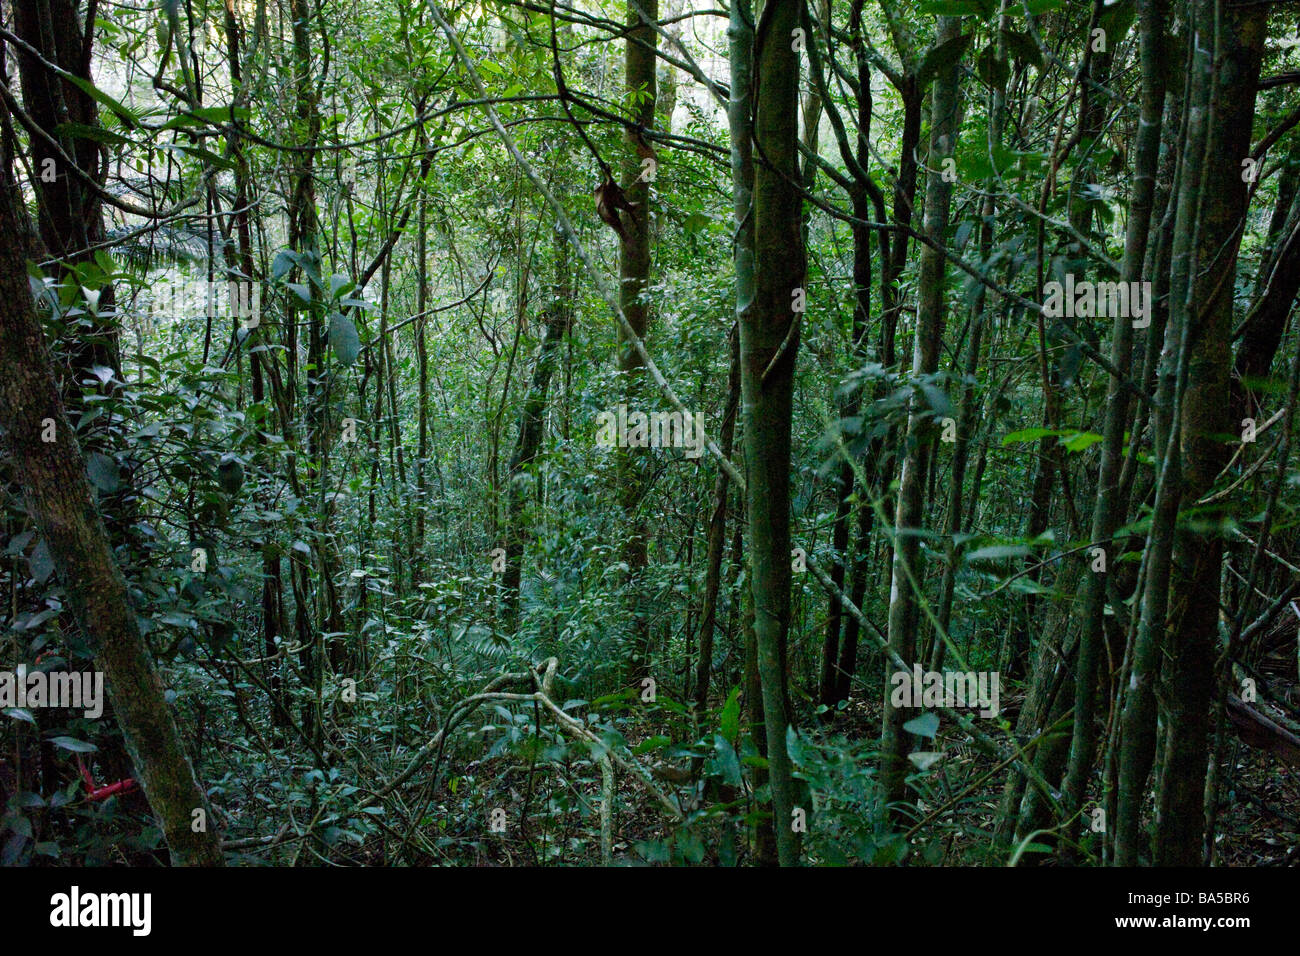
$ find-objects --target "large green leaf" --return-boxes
[329,312,361,366]
[918,32,974,86]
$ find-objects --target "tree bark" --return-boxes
[694,327,740,709]
[0,173,223,867]
[502,234,571,629]
[1064,0,1167,862]
[880,15,964,815]
[618,0,658,681]
[1154,0,1266,866]
[741,0,805,866]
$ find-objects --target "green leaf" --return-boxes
[683,212,711,233]
[976,44,1009,89]
[327,273,354,298]
[719,687,741,744]
[53,122,131,147]
[160,142,234,170]
[271,249,299,281]
[1061,431,1104,453]
[632,735,670,755]
[918,0,994,18]
[217,456,245,495]
[28,540,53,584]
[713,734,743,788]
[785,724,806,766]
[966,544,1030,562]
[85,452,121,492]
[1002,427,1061,446]
[872,835,910,865]
[64,75,140,129]
[48,736,97,753]
[917,32,974,86]
[161,105,251,130]
[329,312,361,365]
[1003,30,1044,68]
[919,381,954,419]
[909,751,943,771]
[903,712,940,738]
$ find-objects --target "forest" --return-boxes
[0,0,1297,872]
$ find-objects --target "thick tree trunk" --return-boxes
[13,0,106,265]
[1154,0,1265,866]
[0,174,223,866]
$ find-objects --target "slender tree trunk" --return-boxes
[724,0,775,864]
[694,328,740,709]
[415,189,430,573]
[741,0,805,866]
[502,232,571,628]
[814,2,879,711]
[929,3,1009,671]
[1231,173,1300,423]
[1064,0,1167,862]
[881,15,964,815]
[617,0,658,682]
[1103,0,1168,866]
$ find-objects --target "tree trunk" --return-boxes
[740,0,806,866]
[0,173,224,867]
[694,327,740,709]
[1064,0,1167,861]
[618,0,658,681]
[502,234,571,628]
[1153,0,1266,866]
[880,15,964,815]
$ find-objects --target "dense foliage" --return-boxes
[0,0,1298,868]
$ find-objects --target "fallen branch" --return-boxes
[1226,693,1300,767]
[357,658,682,825]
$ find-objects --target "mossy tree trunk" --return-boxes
[0,172,224,867]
